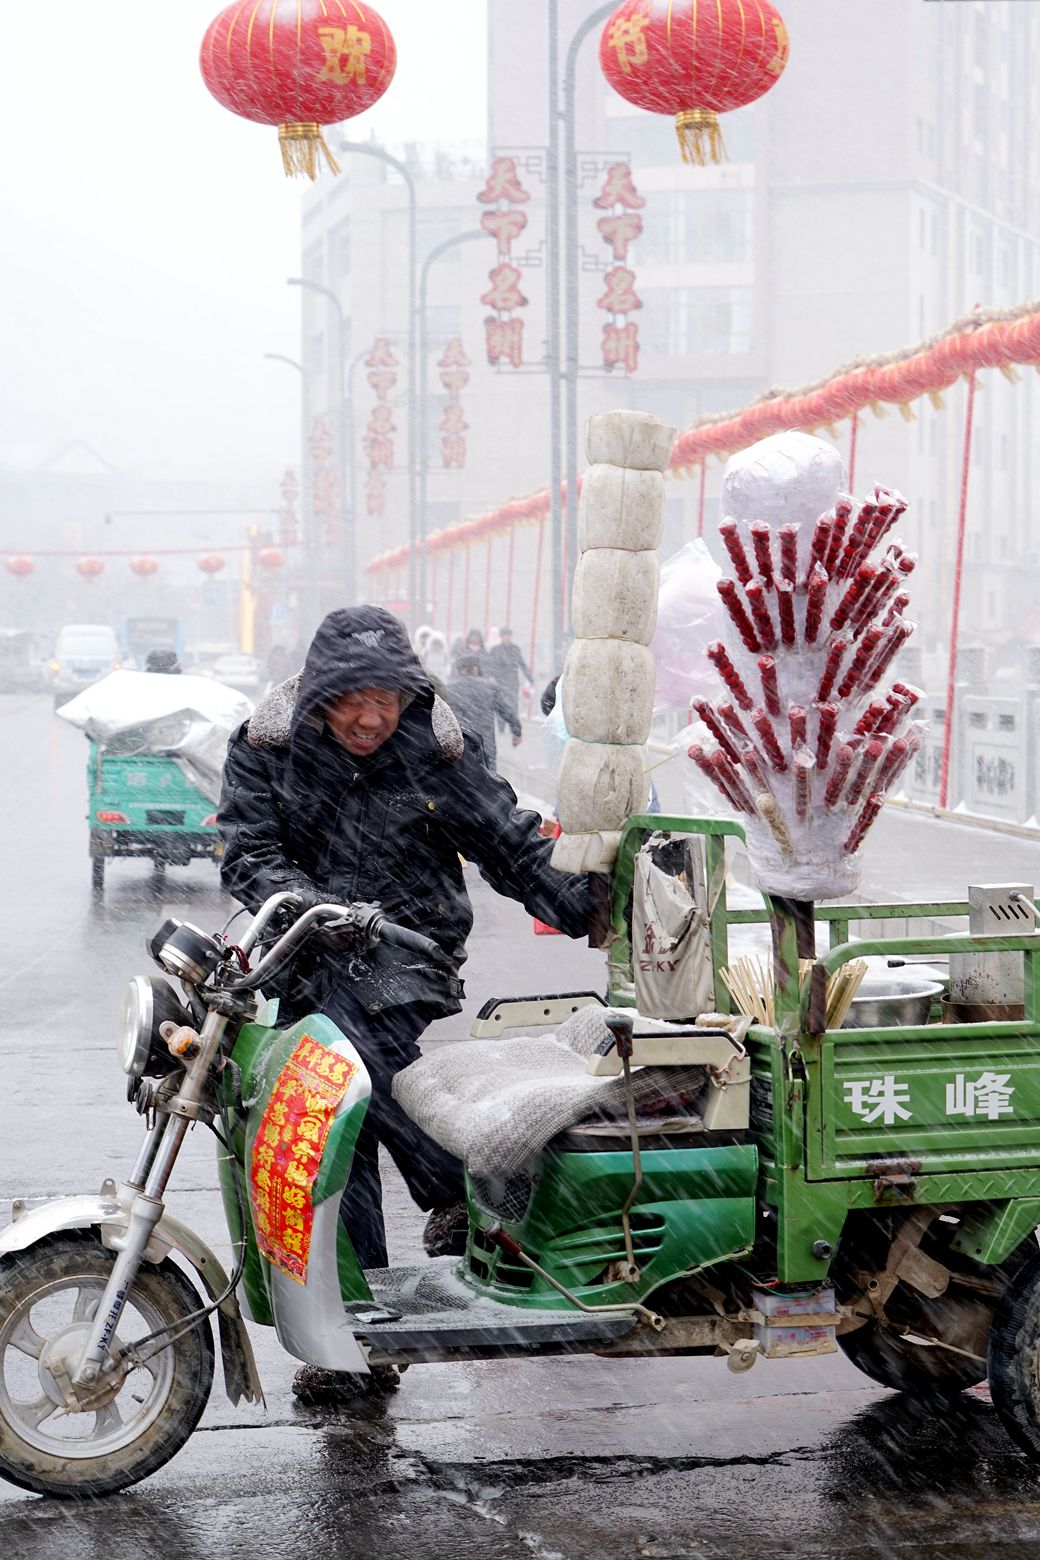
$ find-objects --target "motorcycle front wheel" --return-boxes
[0,1233,214,1498]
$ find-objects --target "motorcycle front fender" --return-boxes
[0,1185,264,1408]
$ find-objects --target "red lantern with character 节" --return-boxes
[599,0,789,166]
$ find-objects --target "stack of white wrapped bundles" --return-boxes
[552,410,677,875]
[689,430,925,901]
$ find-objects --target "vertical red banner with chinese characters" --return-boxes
[365,338,399,519]
[438,338,471,468]
[279,468,299,547]
[594,162,645,373]
[478,156,530,369]
[249,1036,358,1284]
[308,421,340,546]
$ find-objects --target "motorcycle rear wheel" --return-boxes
[0,1234,214,1498]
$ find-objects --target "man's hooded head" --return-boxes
[294,606,430,758]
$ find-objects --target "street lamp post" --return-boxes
[419,228,485,623]
[264,351,318,628]
[562,2,618,612]
[336,139,419,630]
[287,277,353,606]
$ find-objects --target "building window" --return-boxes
[330,221,351,282]
[640,188,754,266]
[643,286,753,356]
[417,213,464,263]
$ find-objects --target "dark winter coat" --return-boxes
[444,673,521,770]
[218,607,594,1021]
[487,641,533,702]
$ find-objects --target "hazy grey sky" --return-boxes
[0,2,487,476]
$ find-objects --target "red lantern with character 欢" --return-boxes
[200,0,397,180]
[599,0,789,166]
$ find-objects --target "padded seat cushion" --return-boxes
[392,1005,708,1179]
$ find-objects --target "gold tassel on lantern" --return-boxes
[675,109,727,166]
[278,123,341,181]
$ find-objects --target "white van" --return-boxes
[51,624,122,707]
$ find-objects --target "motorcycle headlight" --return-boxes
[118,976,186,1078]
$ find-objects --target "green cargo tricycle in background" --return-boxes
[4,812,1040,1497]
[87,740,221,895]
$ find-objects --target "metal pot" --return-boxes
[841,978,944,1030]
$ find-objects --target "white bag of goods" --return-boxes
[577,465,665,554]
[572,548,660,643]
[561,641,655,745]
[549,829,623,874]
[585,409,677,472]
[555,741,647,835]
[651,539,726,711]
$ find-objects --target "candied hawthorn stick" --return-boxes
[816,638,848,702]
[823,743,856,809]
[824,495,853,578]
[757,655,781,716]
[891,681,922,711]
[755,793,794,856]
[794,748,814,822]
[709,751,757,814]
[688,743,741,807]
[718,520,753,585]
[849,565,899,637]
[883,591,911,628]
[716,581,760,653]
[875,735,912,794]
[858,621,914,695]
[837,502,875,579]
[752,709,788,773]
[706,640,754,709]
[845,738,884,807]
[814,702,838,772]
[740,744,769,792]
[778,524,799,585]
[750,521,775,588]
[837,626,885,699]
[804,563,829,645]
[776,580,797,647]
[844,791,885,856]
[809,514,834,579]
[745,582,777,651]
[830,562,877,632]
[718,701,751,744]
[691,699,742,764]
[789,704,808,750]
[854,698,889,737]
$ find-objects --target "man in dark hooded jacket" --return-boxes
[218,607,597,1397]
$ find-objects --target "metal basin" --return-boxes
[841,978,944,1030]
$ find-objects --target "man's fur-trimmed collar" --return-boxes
[246,673,464,762]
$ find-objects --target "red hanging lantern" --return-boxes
[6,555,33,579]
[200,0,397,180]
[257,546,286,571]
[76,556,104,582]
[599,0,789,166]
[130,556,159,579]
[197,554,226,577]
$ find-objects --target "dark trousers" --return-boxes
[321,987,466,1271]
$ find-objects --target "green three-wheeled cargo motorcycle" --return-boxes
[3,812,1040,1496]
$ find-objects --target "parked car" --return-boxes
[50,625,122,708]
[209,653,262,695]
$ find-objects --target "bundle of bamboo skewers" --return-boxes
[720,954,867,1030]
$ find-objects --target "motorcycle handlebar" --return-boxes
[224,896,443,991]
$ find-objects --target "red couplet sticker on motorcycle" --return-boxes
[250,1037,357,1284]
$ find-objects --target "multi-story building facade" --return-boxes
[297,0,1040,693]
